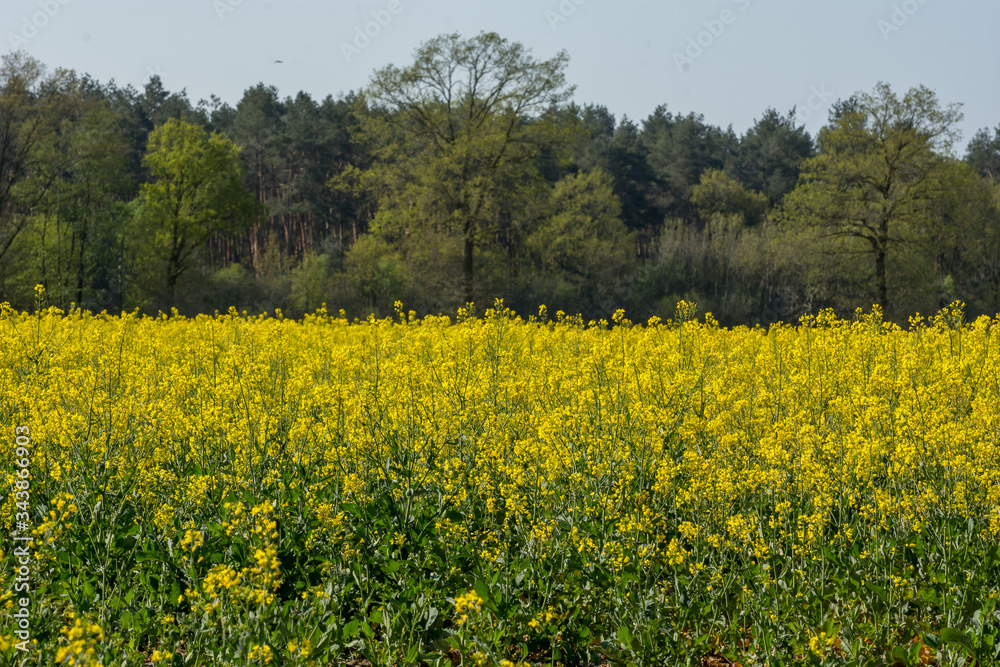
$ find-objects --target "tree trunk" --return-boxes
[250,222,260,271]
[991,255,1000,314]
[874,243,888,313]
[463,227,474,306]
[876,216,890,313]
[76,222,87,305]
[40,214,48,293]
[167,221,182,306]
[117,233,126,312]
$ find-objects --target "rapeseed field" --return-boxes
[1,295,998,666]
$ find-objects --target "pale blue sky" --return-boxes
[4,0,997,151]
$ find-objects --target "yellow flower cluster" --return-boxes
[54,613,104,667]
[244,546,282,606]
[286,638,312,660]
[662,538,685,568]
[32,493,79,547]
[248,643,274,664]
[2,299,999,661]
[152,504,176,536]
[195,563,242,613]
[808,630,841,659]
[453,589,483,626]
[179,525,204,554]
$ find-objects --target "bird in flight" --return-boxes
[274,60,283,64]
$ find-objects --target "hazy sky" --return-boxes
[4,0,997,151]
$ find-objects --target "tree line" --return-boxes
[1,33,998,325]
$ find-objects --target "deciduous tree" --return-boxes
[781,83,963,315]
[134,118,260,306]
[359,31,575,304]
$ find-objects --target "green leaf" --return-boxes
[473,579,490,605]
[940,627,976,657]
[867,582,889,603]
[424,606,439,631]
[984,541,999,568]
[617,625,633,648]
[170,582,181,606]
[961,598,983,620]
[115,535,138,551]
[918,587,941,605]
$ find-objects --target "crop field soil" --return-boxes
[1,299,999,667]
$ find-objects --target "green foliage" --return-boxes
[640,106,738,226]
[342,235,405,315]
[396,229,466,315]
[358,31,575,304]
[133,118,260,308]
[732,107,814,205]
[922,160,1000,314]
[0,53,66,270]
[289,251,330,316]
[526,169,635,316]
[576,109,657,242]
[2,45,1000,326]
[780,82,965,317]
[29,84,133,309]
[690,168,768,227]
[965,124,1000,182]
[209,263,265,314]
